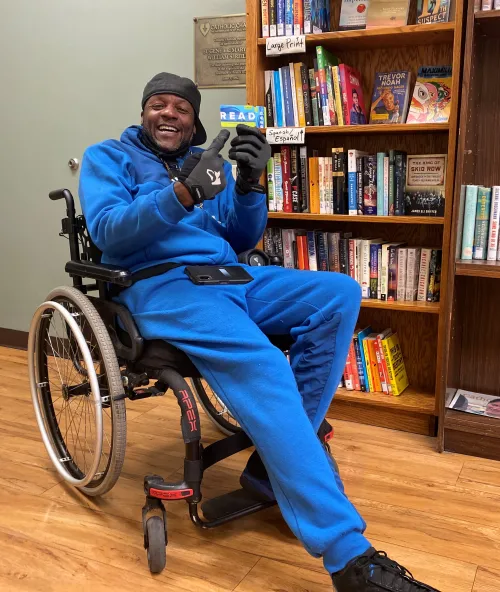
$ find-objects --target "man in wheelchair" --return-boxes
[77,72,438,592]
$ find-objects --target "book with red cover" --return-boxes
[281,146,292,212]
[296,234,310,270]
[339,64,368,126]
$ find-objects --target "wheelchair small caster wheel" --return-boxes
[145,516,167,574]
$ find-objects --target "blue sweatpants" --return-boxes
[119,264,371,574]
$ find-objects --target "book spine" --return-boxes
[360,240,370,298]
[381,338,397,395]
[383,156,389,216]
[353,336,366,392]
[316,47,331,126]
[281,146,292,212]
[382,334,408,396]
[300,64,313,126]
[318,156,325,214]
[377,153,385,215]
[347,150,358,215]
[277,0,286,35]
[405,247,420,301]
[263,228,274,256]
[282,230,294,268]
[349,340,361,391]
[456,185,466,259]
[291,63,306,127]
[309,157,320,214]
[304,0,312,33]
[307,231,318,270]
[356,157,364,215]
[325,64,338,126]
[461,185,479,260]
[332,66,344,126]
[285,0,294,36]
[363,155,377,215]
[344,352,354,391]
[299,146,310,212]
[289,61,299,126]
[388,150,396,216]
[293,0,304,34]
[326,156,333,214]
[432,250,442,302]
[349,239,356,279]
[317,232,329,271]
[339,238,348,274]
[417,248,431,301]
[368,339,382,393]
[488,186,500,260]
[261,0,270,37]
[273,70,284,127]
[272,227,284,259]
[473,187,492,260]
[273,152,283,211]
[309,68,320,127]
[373,338,387,393]
[387,246,398,301]
[269,0,277,36]
[394,153,407,216]
[397,248,407,301]
[266,156,275,212]
[377,245,382,299]
[281,66,295,127]
[427,249,438,302]
[362,337,374,392]
[380,245,390,301]
[370,243,379,298]
[290,147,300,213]
[377,332,392,394]
[264,71,275,128]
[314,61,324,126]
[338,64,350,128]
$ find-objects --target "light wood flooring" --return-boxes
[1,345,500,591]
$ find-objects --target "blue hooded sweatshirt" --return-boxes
[78,125,268,272]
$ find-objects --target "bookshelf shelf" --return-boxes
[455,260,500,278]
[262,123,449,135]
[257,23,455,51]
[268,212,445,225]
[247,0,466,437]
[475,10,500,37]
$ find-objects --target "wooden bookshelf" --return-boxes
[246,0,466,436]
[440,0,500,459]
[257,22,455,50]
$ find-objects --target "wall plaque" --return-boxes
[194,14,246,89]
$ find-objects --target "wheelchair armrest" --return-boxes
[65,261,133,287]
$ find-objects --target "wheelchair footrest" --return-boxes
[201,488,275,522]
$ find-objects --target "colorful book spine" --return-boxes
[377,244,383,299]
[277,0,286,35]
[363,155,377,215]
[281,146,292,212]
[267,157,276,212]
[307,231,318,270]
[261,0,270,37]
[376,329,392,393]
[264,71,275,128]
[290,147,300,213]
[294,0,304,34]
[293,63,306,127]
[381,333,409,396]
[289,62,299,127]
[273,152,284,211]
[377,153,386,215]
[309,68,320,126]
[473,186,492,260]
[383,155,389,215]
[318,156,325,214]
[309,156,320,214]
[394,152,407,216]
[347,150,367,215]
[269,0,277,36]
[427,249,442,302]
[387,245,399,301]
[388,150,396,215]
[273,70,284,127]
[299,146,310,212]
[300,64,313,126]
[356,157,364,215]
[487,186,500,261]
[316,47,332,126]
[360,240,371,298]
[332,66,344,126]
[397,247,407,301]
[362,337,374,392]
[417,248,432,301]
[280,66,295,127]
[285,0,294,35]
[367,337,382,392]
[405,247,421,301]
[353,334,366,391]
[461,185,479,260]
[369,243,379,298]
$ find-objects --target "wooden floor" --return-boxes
[1,346,500,591]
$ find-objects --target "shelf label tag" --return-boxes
[266,127,306,144]
[265,35,306,56]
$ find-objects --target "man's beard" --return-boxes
[139,127,192,161]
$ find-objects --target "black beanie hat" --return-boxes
[142,72,207,147]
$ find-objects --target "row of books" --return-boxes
[265,54,453,128]
[458,186,500,261]
[476,0,500,10]
[341,328,409,396]
[260,0,450,37]
[267,147,447,217]
[263,227,443,303]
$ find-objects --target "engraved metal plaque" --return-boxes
[194,14,246,89]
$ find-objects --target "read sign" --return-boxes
[266,127,306,144]
[265,35,306,57]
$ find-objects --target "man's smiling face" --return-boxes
[141,93,195,152]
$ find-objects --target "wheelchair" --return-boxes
[27,189,337,574]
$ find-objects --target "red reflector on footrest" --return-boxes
[324,429,334,443]
[150,488,193,500]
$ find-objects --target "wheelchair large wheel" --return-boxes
[190,378,241,436]
[28,285,126,496]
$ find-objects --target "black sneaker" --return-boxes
[332,547,440,591]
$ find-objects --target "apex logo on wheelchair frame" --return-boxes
[180,389,198,432]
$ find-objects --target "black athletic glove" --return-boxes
[177,130,230,204]
[228,124,271,195]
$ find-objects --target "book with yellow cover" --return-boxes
[362,337,375,392]
[381,332,409,396]
[366,335,382,392]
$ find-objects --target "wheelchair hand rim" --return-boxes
[28,300,104,487]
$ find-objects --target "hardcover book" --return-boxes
[406,65,453,124]
[339,0,369,30]
[369,71,412,124]
[404,154,447,217]
[340,64,368,125]
[416,0,450,24]
[366,0,410,28]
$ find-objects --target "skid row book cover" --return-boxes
[405,154,447,216]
